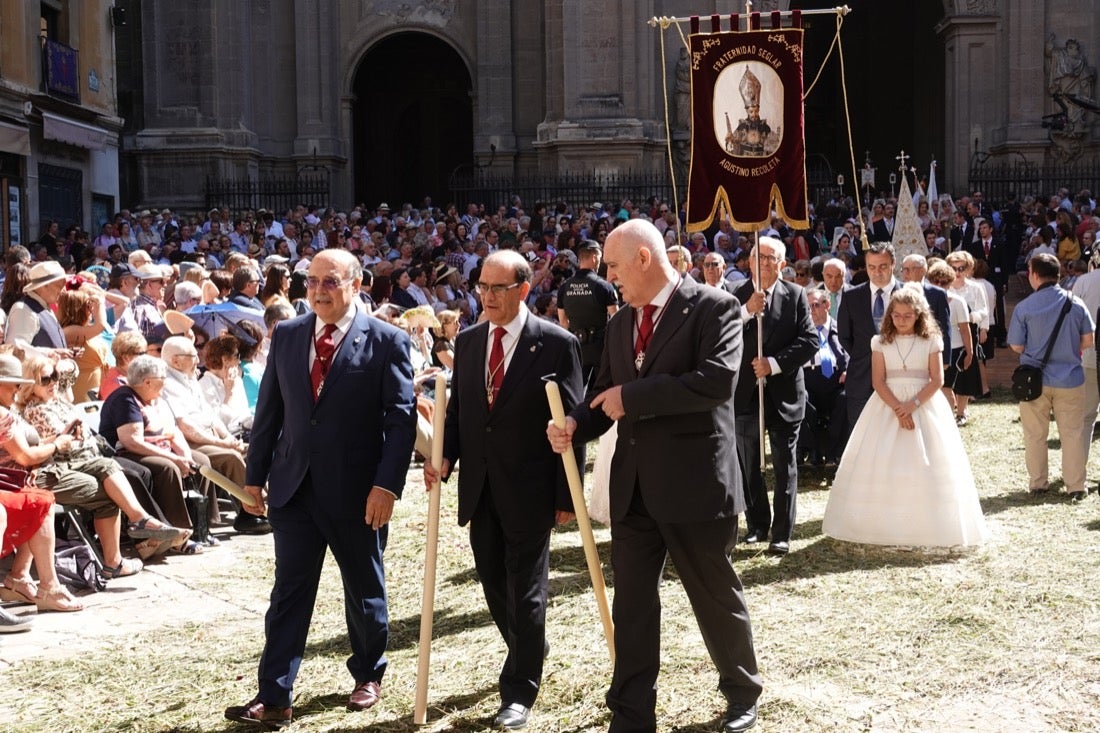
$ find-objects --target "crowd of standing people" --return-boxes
[0,184,1097,732]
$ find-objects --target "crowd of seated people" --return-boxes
[1,185,1096,630]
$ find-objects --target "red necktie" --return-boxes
[310,323,338,400]
[634,304,658,357]
[487,326,506,408]
[984,239,990,257]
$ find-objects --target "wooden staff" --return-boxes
[544,379,615,663]
[414,374,447,725]
[196,464,254,505]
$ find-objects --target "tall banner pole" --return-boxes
[413,374,447,725]
[544,379,615,662]
[754,232,766,471]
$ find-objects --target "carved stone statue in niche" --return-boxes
[674,47,691,132]
[1044,34,1096,161]
[672,139,690,201]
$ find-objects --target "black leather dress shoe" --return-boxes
[494,702,531,730]
[741,531,766,544]
[722,702,757,732]
[234,513,273,535]
[767,541,790,555]
[224,697,292,730]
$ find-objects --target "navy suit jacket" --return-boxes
[443,314,583,532]
[246,310,417,517]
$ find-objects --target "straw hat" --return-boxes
[0,354,33,384]
[24,261,67,293]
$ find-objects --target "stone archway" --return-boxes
[351,32,473,209]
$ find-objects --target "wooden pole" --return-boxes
[197,464,254,505]
[413,374,447,725]
[754,232,766,471]
[544,380,615,663]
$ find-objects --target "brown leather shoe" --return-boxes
[347,680,382,711]
[224,697,292,730]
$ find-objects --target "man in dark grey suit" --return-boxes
[547,220,761,733]
[426,251,584,731]
[732,237,818,555]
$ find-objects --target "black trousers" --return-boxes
[607,489,761,733]
[736,411,801,543]
[800,367,849,461]
[469,483,552,708]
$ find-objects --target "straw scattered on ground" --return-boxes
[4,390,1100,732]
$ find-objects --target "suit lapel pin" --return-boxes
[682,307,689,314]
[529,344,537,352]
[353,336,361,345]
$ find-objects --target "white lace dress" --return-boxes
[823,334,988,548]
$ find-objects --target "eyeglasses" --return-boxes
[952,265,968,272]
[306,276,350,291]
[38,373,57,385]
[475,282,522,297]
[753,254,780,264]
[810,301,829,309]
[703,262,723,269]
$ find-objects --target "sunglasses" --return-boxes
[38,373,58,385]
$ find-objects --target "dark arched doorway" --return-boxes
[795,0,945,199]
[352,33,473,209]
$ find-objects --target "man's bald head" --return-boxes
[602,220,677,307]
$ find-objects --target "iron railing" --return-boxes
[203,174,330,215]
[449,169,674,214]
[968,159,1100,206]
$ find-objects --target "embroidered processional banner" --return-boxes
[685,26,809,233]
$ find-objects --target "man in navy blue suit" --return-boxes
[838,243,950,432]
[226,249,417,729]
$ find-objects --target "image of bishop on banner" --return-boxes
[685,28,809,233]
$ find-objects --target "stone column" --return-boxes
[536,0,664,173]
[474,0,517,172]
[995,0,1046,156]
[936,3,1000,192]
[293,0,344,167]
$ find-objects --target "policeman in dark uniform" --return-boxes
[556,239,618,393]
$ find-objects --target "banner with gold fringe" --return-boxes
[685,25,808,233]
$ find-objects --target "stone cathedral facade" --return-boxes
[111,0,1100,213]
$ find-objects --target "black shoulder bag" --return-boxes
[1011,295,1072,401]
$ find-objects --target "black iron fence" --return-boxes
[968,159,1100,205]
[204,174,330,214]
[451,166,840,221]
[449,169,674,214]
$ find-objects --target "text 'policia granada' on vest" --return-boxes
[560,270,611,364]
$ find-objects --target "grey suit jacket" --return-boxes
[571,277,746,524]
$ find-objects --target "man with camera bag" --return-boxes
[1008,252,1094,500]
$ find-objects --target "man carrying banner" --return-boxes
[732,237,818,555]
